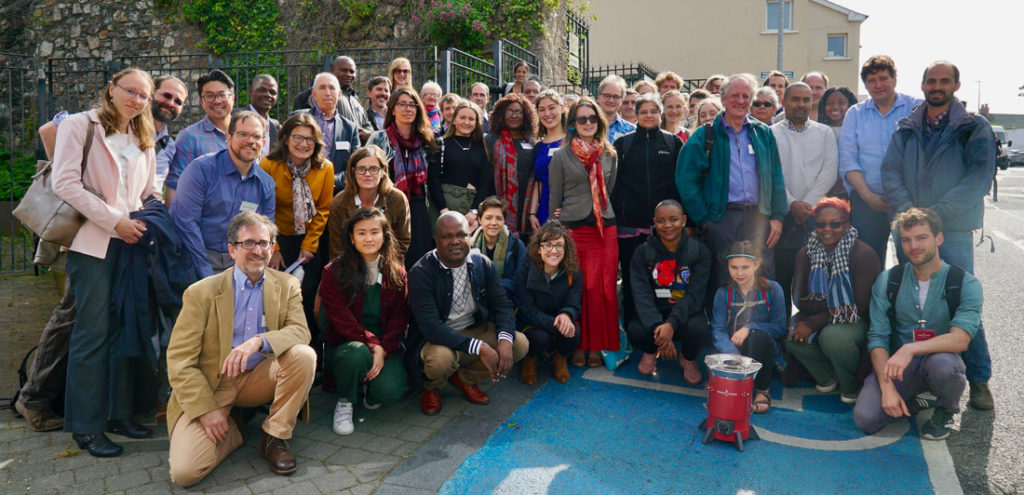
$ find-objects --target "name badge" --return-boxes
[239,201,258,213]
[521,142,533,150]
[336,141,351,151]
[548,147,559,157]
[747,144,755,155]
[260,315,267,329]
[121,143,142,162]
[655,288,672,299]
[913,328,935,342]
[658,150,671,155]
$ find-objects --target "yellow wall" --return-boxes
[587,0,864,90]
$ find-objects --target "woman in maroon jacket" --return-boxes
[319,207,410,435]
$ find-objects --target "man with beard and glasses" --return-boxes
[854,208,982,440]
[293,56,372,142]
[166,70,236,206]
[152,75,188,190]
[236,74,280,159]
[170,111,276,279]
[881,60,996,411]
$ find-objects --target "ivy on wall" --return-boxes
[411,0,559,53]
[159,0,286,54]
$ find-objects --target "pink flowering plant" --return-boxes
[413,0,490,51]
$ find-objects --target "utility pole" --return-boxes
[777,0,784,70]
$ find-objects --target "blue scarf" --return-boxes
[806,226,859,324]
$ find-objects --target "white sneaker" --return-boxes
[333,399,354,435]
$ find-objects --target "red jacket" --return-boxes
[319,262,409,356]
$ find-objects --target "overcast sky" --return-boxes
[838,0,1023,114]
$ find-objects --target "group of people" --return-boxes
[13,51,995,486]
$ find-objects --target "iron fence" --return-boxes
[219,50,322,122]
[494,39,541,87]
[337,46,439,95]
[586,62,658,95]
[565,11,589,93]
[683,78,707,93]
[1,52,43,272]
[440,48,496,100]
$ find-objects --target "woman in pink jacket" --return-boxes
[51,68,161,457]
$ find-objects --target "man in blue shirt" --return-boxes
[596,75,636,142]
[170,110,276,279]
[165,69,236,206]
[839,55,921,263]
[854,208,982,440]
[881,61,996,410]
[166,212,315,486]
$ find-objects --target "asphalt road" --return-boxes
[947,166,1024,494]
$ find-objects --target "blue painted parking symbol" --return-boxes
[441,352,960,494]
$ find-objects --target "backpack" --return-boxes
[702,122,715,162]
[884,264,966,327]
[726,278,771,314]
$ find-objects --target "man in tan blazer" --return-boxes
[166,211,315,487]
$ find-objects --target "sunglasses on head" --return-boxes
[575,115,599,125]
[751,101,774,108]
[815,220,848,229]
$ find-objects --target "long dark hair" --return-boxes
[382,87,437,151]
[526,220,579,276]
[817,86,857,127]
[489,93,538,138]
[266,113,328,169]
[329,207,405,301]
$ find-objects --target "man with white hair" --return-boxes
[596,74,636,142]
[293,72,360,193]
[675,73,787,292]
[293,55,372,141]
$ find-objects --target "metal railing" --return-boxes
[219,50,322,122]
[1,53,43,272]
[440,48,496,98]
[494,39,541,87]
[586,62,659,95]
[565,11,589,92]
[339,46,440,94]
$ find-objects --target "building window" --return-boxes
[827,34,847,58]
[766,1,793,31]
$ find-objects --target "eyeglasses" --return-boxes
[815,220,848,229]
[116,84,152,103]
[540,242,566,252]
[289,134,317,146]
[599,93,622,100]
[394,69,412,75]
[231,239,274,250]
[231,131,263,142]
[355,166,383,175]
[157,91,183,106]
[575,115,599,125]
[201,92,233,102]
[751,101,775,108]
[507,109,524,117]
[396,102,418,110]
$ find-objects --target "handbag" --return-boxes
[14,122,105,247]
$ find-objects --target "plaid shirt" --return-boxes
[607,114,636,143]
[165,116,228,190]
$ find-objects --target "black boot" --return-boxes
[107,419,153,439]
[72,433,124,457]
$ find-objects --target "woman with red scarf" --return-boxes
[548,97,619,368]
[367,87,438,268]
[485,93,537,235]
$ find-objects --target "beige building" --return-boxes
[587,0,867,90]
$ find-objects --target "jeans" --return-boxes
[854,353,966,434]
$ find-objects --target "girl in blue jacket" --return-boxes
[710,241,786,413]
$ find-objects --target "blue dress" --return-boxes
[533,139,562,225]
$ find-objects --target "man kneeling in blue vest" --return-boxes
[854,207,982,439]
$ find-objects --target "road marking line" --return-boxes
[990,229,1024,252]
[917,417,964,495]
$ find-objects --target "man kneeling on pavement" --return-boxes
[854,208,982,440]
[409,212,529,415]
[166,212,315,486]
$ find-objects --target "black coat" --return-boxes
[612,126,683,230]
[513,261,582,333]
[629,230,711,333]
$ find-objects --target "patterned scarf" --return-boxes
[426,106,442,133]
[470,224,511,277]
[806,226,860,324]
[570,137,609,234]
[287,158,316,235]
[493,128,520,232]
[386,124,428,196]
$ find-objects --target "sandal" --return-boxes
[751,391,772,414]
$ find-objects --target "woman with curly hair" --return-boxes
[485,92,538,234]
[514,220,582,384]
[319,207,410,435]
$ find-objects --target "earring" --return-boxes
[567,125,575,133]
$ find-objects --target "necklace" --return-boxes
[451,136,472,151]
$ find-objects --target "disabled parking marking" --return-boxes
[583,366,963,494]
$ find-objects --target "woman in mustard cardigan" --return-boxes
[260,113,335,339]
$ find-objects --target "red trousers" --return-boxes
[570,224,620,351]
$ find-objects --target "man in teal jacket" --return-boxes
[674,73,788,294]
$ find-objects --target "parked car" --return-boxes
[1007,148,1024,167]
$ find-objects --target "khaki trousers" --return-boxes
[420,324,529,390]
[168,344,316,487]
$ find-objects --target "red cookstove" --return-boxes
[699,353,763,451]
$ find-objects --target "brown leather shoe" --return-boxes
[520,356,538,385]
[260,432,297,475]
[587,351,603,368]
[570,349,586,368]
[448,373,490,405]
[421,388,442,416]
[552,354,570,383]
[14,401,63,432]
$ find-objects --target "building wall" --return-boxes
[587,0,863,90]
